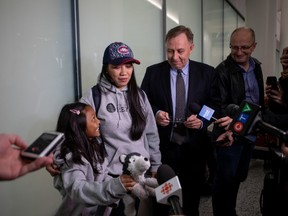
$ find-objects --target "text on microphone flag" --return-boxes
[242,103,252,113]
[160,182,173,195]
[233,122,244,133]
[237,113,249,124]
[199,105,215,121]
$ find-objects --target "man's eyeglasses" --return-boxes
[230,43,254,51]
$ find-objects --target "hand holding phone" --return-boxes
[21,132,64,159]
[281,47,288,71]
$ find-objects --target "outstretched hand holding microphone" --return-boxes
[190,102,235,146]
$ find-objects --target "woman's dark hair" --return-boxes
[56,102,105,174]
[99,64,146,140]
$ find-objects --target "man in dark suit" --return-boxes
[141,25,221,216]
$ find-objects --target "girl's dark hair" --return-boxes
[99,64,146,140]
[56,102,105,174]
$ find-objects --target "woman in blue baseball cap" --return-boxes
[82,41,161,215]
[86,41,161,176]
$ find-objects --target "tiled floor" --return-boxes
[199,159,266,216]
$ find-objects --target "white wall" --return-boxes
[79,0,164,93]
[280,0,288,52]
[0,0,74,215]
[246,0,278,79]
[79,0,203,94]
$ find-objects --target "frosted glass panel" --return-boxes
[224,1,239,59]
[203,0,245,67]
[0,0,74,135]
[79,0,163,93]
[166,0,202,61]
[0,0,74,215]
[203,0,223,67]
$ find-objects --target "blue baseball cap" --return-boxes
[103,42,140,65]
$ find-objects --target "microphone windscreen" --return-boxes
[224,104,239,117]
[189,102,201,114]
[157,164,176,185]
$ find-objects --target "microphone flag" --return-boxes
[229,100,261,136]
[199,105,216,121]
[155,176,183,206]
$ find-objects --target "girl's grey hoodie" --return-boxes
[53,149,126,216]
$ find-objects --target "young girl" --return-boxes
[53,102,135,216]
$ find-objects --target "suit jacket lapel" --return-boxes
[162,62,173,114]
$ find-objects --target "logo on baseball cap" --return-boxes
[103,42,140,65]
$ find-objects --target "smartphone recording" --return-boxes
[21,132,64,159]
[266,76,278,90]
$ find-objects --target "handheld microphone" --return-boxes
[191,103,240,121]
[155,164,183,215]
[224,104,239,118]
[229,100,260,136]
[189,102,202,114]
[229,100,288,142]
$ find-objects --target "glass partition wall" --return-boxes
[79,0,164,93]
[79,0,245,95]
[203,0,245,67]
[0,0,74,215]
[166,0,202,62]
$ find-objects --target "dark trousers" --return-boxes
[154,141,207,216]
[212,141,255,216]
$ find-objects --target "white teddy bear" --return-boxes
[119,152,159,216]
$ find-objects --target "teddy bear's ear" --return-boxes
[119,154,127,164]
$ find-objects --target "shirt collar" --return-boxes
[238,57,255,73]
[171,62,189,76]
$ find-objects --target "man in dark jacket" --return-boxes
[141,25,221,216]
[212,27,265,216]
